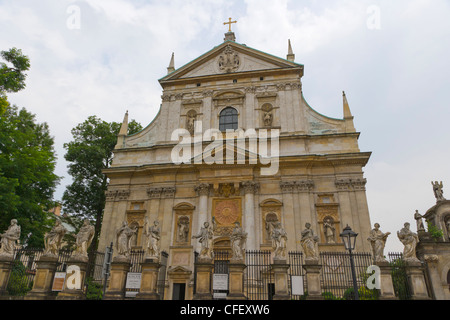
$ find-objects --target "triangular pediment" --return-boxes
[190,140,260,165]
[159,41,302,83]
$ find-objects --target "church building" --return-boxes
[98,26,373,299]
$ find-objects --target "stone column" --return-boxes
[135,258,161,300]
[193,259,213,300]
[423,254,446,300]
[195,183,210,252]
[303,260,323,300]
[25,255,60,300]
[0,255,14,297]
[103,257,132,300]
[56,255,89,300]
[271,259,290,300]
[227,260,247,300]
[376,261,397,300]
[242,181,259,251]
[405,259,431,300]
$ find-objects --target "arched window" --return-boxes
[219,107,238,131]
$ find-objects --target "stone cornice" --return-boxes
[241,181,260,194]
[335,178,367,191]
[280,180,314,193]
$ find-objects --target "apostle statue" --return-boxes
[192,221,214,261]
[263,111,273,127]
[271,222,288,260]
[143,218,161,260]
[323,218,336,244]
[0,219,21,256]
[44,219,67,257]
[432,181,446,202]
[115,221,136,259]
[397,222,420,262]
[230,222,247,261]
[367,223,390,263]
[73,219,95,258]
[300,223,319,261]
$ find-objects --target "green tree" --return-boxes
[62,116,142,252]
[0,47,30,114]
[0,105,60,247]
[0,48,59,247]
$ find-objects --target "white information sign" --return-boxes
[291,275,304,295]
[125,272,142,289]
[213,274,228,291]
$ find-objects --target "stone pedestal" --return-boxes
[271,259,290,300]
[193,259,213,300]
[103,257,131,300]
[303,259,323,300]
[25,254,60,300]
[135,258,161,300]
[0,255,14,297]
[376,261,397,300]
[405,260,431,300]
[56,255,88,300]
[227,260,246,300]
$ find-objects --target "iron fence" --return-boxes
[213,250,230,299]
[288,251,307,300]
[245,250,273,300]
[319,251,378,300]
[6,248,72,297]
[387,252,412,300]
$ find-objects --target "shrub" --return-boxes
[85,277,103,300]
[7,260,33,296]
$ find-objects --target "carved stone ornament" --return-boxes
[218,45,240,73]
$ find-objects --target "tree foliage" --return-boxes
[0,48,59,247]
[62,116,142,250]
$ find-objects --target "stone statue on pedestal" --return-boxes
[115,221,136,259]
[44,219,67,257]
[143,218,161,260]
[367,223,390,263]
[0,219,21,256]
[193,221,214,261]
[230,222,247,261]
[177,216,190,243]
[414,210,425,232]
[301,223,319,261]
[73,219,95,259]
[271,222,288,260]
[397,222,420,262]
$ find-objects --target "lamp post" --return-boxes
[340,225,359,300]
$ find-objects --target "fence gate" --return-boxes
[212,250,230,300]
[245,250,273,300]
[387,252,412,300]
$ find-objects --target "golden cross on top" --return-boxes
[224,17,237,32]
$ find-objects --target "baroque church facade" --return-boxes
[98,30,373,299]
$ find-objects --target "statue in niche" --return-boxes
[263,111,273,127]
[432,181,446,202]
[230,222,247,261]
[177,216,190,243]
[192,221,214,261]
[186,111,196,135]
[323,217,336,244]
[445,217,450,240]
[143,218,161,259]
[300,223,319,261]
[367,223,390,263]
[265,213,278,242]
[44,219,67,257]
[116,221,136,259]
[271,222,288,260]
[414,210,425,232]
[0,219,21,256]
[73,219,95,258]
[397,222,420,262]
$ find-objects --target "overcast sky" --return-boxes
[1,0,449,253]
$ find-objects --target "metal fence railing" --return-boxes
[245,250,273,300]
[387,252,412,300]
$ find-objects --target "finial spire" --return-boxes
[342,91,356,132]
[115,110,129,149]
[167,52,175,74]
[223,17,237,42]
[287,39,295,62]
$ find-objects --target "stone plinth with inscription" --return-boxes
[302,259,323,300]
[227,260,247,300]
[193,259,213,300]
[135,258,161,300]
[271,259,290,300]
[25,255,60,300]
[56,255,89,300]
[103,257,131,300]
